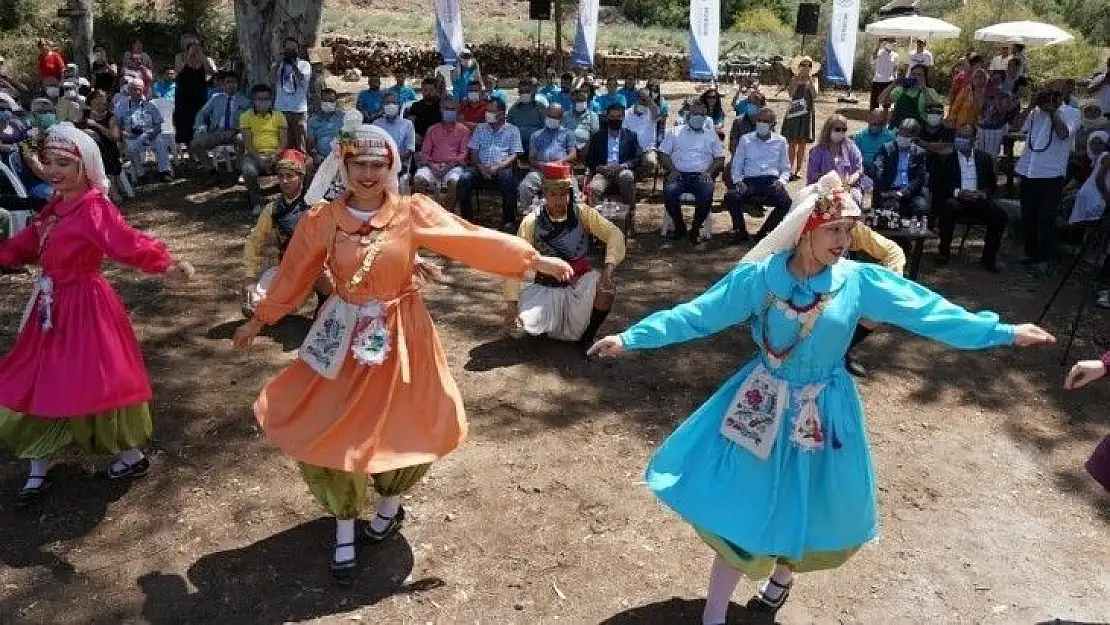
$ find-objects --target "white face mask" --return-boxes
[755,121,772,136]
[384,103,400,117]
[320,101,336,112]
[634,104,646,114]
[463,59,475,68]
[926,113,942,126]
[45,86,60,99]
[467,92,480,102]
[830,131,845,143]
[519,93,533,104]
[544,116,560,130]
[574,101,587,113]
[485,112,499,125]
[884,43,895,51]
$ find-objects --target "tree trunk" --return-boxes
[233,0,324,88]
[68,0,94,73]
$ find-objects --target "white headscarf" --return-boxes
[304,121,401,204]
[741,170,861,264]
[44,122,111,196]
[1087,130,1108,162]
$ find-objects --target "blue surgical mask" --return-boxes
[687,114,706,131]
[38,113,57,128]
[441,109,457,122]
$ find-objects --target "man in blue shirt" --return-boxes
[388,71,418,109]
[518,102,577,210]
[458,98,523,231]
[486,74,510,107]
[852,108,896,178]
[189,71,250,177]
[539,68,562,103]
[307,88,346,161]
[874,119,929,217]
[591,77,627,114]
[120,80,173,182]
[617,75,640,109]
[356,75,385,123]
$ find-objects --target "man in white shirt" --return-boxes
[273,37,312,152]
[908,39,934,68]
[373,92,417,192]
[658,98,725,248]
[722,107,792,244]
[1016,86,1080,277]
[871,39,899,112]
[622,89,659,178]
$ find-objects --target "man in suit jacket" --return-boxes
[585,103,641,207]
[933,123,1008,272]
[873,118,929,217]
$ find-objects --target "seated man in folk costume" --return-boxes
[504,162,625,350]
[242,148,334,318]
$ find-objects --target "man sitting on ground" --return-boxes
[873,119,929,217]
[723,107,792,243]
[933,124,1008,273]
[413,95,469,211]
[585,103,641,209]
[519,102,576,210]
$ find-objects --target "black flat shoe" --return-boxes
[14,475,51,508]
[330,541,358,586]
[364,507,405,544]
[846,355,866,377]
[106,456,150,480]
[748,576,793,615]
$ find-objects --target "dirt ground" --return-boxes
[1,91,1108,625]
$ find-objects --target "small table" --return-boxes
[874,227,938,281]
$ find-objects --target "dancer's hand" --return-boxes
[531,255,573,282]
[587,335,626,359]
[1064,360,1107,390]
[233,317,264,349]
[1012,323,1056,347]
[166,260,196,281]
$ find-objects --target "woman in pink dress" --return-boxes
[0,123,194,506]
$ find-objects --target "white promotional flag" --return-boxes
[688,0,720,80]
[824,0,860,86]
[435,0,465,65]
[572,0,600,68]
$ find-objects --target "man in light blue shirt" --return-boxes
[307,87,346,160]
[373,92,417,189]
[119,80,173,182]
[562,88,600,150]
[591,77,627,114]
[189,71,249,176]
[458,99,524,230]
[518,103,577,209]
[616,75,640,110]
[852,108,896,178]
[722,107,792,242]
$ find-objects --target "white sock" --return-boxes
[334,518,356,563]
[760,563,794,602]
[370,495,401,532]
[112,448,145,470]
[702,555,742,625]
[23,459,49,490]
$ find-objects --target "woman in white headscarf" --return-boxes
[232,124,572,584]
[0,123,195,506]
[588,171,1055,622]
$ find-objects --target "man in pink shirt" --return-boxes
[413,95,470,211]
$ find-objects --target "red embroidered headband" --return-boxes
[802,186,860,234]
[42,136,81,161]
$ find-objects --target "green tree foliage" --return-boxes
[622,0,798,30]
[0,0,38,31]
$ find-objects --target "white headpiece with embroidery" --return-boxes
[740,170,861,265]
[44,122,111,196]
[304,121,401,204]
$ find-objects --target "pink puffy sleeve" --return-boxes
[0,223,41,268]
[85,195,174,274]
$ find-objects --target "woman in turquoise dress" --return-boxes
[588,172,1055,623]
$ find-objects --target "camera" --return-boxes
[1034,89,1061,110]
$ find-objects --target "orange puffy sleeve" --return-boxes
[253,203,330,325]
[409,194,538,279]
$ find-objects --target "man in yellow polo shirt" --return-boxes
[240,84,288,214]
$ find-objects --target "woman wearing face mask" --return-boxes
[806,115,864,205]
[781,57,819,180]
[232,124,572,583]
[0,123,195,507]
[588,170,1055,622]
[880,64,941,130]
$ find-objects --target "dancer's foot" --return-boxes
[365,506,405,543]
[106,452,150,480]
[15,469,51,507]
[748,573,793,614]
[331,541,358,585]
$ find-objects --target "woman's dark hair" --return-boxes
[909,64,931,88]
[700,88,724,119]
[250,84,272,97]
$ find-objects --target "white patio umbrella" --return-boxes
[864,15,962,39]
[974,21,1074,46]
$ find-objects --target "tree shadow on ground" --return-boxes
[138,517,443,624]
[599,597,776,624]
[207,314,313,353]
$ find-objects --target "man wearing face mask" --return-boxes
[933,124,1007,273]
[459,81,487,131]
[272,37,312,152]
[518,103,577,210]
[458,98,524,230]
[240,84,289,214]
[591,77,627,115]
[585,104,641,211]
[406,77,443,142]
[189,71,249,178]
[919,103,956,171]
[658,98,726,248]
[871,39,899,112]
[414,95,470,210]
[851,109,895,179]
[307,88,346,161]
[873,119,928,217]
[373,92,417,191]
[508,78,547,152]
[562,88,600,151]
[1016,86,1079,277]
[357,75,385,123]
[623,90,660,179]
[55,81,84,124]
[728,90,765,157]
[120,80,173,184]
[723,107,791,244]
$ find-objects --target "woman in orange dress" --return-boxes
[233,124,572,584]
